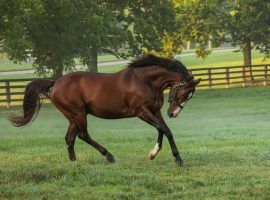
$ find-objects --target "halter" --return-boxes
[168,80,191,107]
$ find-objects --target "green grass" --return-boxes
[98,64,126,73]
[91,50,270,73]
[0,50,269,74]
[97,54,122,63]
[0,87,270,199]
[0,60,34,72]
[0,73,41,80]
[0,54,121,72]
[180,50,269,69]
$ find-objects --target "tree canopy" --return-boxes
[0,0,175,77]
[158,0,269,66]
[0,0,269,77]
[224,0,270,66]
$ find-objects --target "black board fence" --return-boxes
[0,64,269,107]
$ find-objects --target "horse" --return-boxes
[9,54,201,166]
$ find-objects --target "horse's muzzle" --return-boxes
[168,105,182,118]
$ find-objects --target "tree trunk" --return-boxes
[243,39,253,80]
[186,41,190,50]
[85,48,98,72]
[52,65,63,79]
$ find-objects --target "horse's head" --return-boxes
[167,76,201,118]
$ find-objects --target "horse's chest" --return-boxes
[129,94,163,113]
[151,96,163,110]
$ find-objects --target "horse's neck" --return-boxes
[134,67,180,92]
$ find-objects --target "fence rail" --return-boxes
[191,64,270,88]
[0,64,269,107]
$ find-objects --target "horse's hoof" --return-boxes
[149,150,156,160]
[106,153,115,163]
[69,157,76,161]
[175,158,184,167]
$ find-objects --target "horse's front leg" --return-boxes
[149,112,164,160]
[138,108,184,166]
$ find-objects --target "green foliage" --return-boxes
[0,0,176,77]
[224,0,270,62]
[225,0,269,45]
[154,0,226,58]
[0,1,34,61]
[1,0,268,75]
[0,0,127,77]
[160,0,270,65]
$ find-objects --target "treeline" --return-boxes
[0,0,269,77]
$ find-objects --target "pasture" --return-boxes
[0,50,269,75]
[0,54,121,72]
[0,87,270,199]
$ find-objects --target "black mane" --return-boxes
[128,54,189,76]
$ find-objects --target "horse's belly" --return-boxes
[86,104,135,119]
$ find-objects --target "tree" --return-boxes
[100,1,176,57]
[0,1,34,62]
[144,0,225,59]
[224,0,270,66]
[160,0,269,71]
[0,0,128,77]
[178,0,226,58]
[0,0,176,78]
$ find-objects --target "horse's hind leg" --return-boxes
[65,122,77,161]
[75,114,115,163]
[149,131,163,160]
[79,132,115,163]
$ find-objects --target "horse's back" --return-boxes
[52,71,119,100]
[50,71,134,118]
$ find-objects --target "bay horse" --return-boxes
[9,54,200,166]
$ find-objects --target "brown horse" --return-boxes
[10,54,200,166]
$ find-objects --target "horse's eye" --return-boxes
[180,94,186,97]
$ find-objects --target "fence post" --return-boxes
[242,66,246,87]
[263,65,268,86]
[208,69,212,88]
[226,67,230,88]
[5,81,11,108]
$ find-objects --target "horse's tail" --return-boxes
[9,79,55,127]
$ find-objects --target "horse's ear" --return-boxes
[193,78,201,86]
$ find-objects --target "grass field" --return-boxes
[0,54,121,72]
[1,87,270,199]
[179,49,269,68]
[0,50,269,74]
[97,50,269,73]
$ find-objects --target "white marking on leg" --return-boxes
[149,143,160,160]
